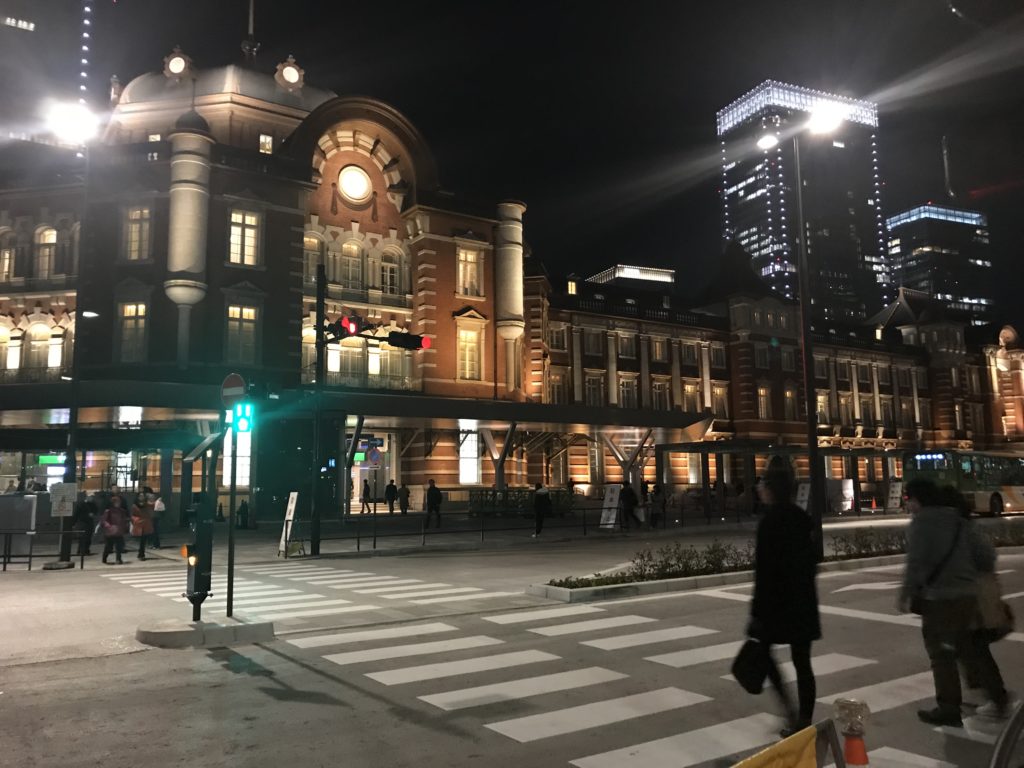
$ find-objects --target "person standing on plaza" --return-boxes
[100,494,129,565]
[150,490,165,549]
[398,482,410,515]
[650,483,667,529]
[384,479,398,514]
[130,492,154,561]
[618,480,640,531]
[532,482,552,538]
[425,479,443,528]
[360,478,372,514]
[900,479,1010,726]
[72,495,97,556]
[748,456,821,737]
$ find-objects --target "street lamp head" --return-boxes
[756,134,780,151]
[46,102,98,146]
[81,310,99,319]
[807,101,846,135]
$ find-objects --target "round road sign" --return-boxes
[221,372,247,409]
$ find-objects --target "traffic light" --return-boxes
[326,316,360,340]
[182,502,213,620]
[387,330,431,350]
[233,401,254,432]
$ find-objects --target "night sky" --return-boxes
[44,1,1024,313]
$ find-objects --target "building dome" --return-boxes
[174,109,210,134]
[118,64,336,114]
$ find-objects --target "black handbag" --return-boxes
[732,638,771,694]
[910,519,963,615]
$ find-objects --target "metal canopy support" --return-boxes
[400,429,422,457]
[601,429,652,486]
[481,422,517,491]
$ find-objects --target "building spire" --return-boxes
[241,0,260,65]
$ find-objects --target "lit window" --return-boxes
[618,334,637,358]
[303,234,321,284]
[24,323,51,369]
[585,375,605,407]
[712,385,729,418]
[0,231,14,281]
[148,134,161,142]
[458,248,482,297]
[619,377,638,408]
[459,431,480,484]
[548,326,567,351]
[567,280,577,295]
[457,328,480,380]
[757,386,771,420]
[651,337,666,362]
[335,241,361,288]
[123,207,150,261]
[547,372,567,404]
[683,383,700,412]
[35,227,56,279]
[259,134,273,154]
[652,380,670,410]
[817,393,830,424]
[119,302,147,362]
[223,411,252,487]
[380,251,399,295]
[784,388,797,421]
[226,304,258,364]
[228,210,260,266]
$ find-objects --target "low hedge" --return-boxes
[548,519,1024,589]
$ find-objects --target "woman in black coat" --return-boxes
[749,456,822,736]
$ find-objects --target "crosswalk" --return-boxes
[281,604,993,767]
[99,560,524,622]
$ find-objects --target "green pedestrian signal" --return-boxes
[233,401,254,432]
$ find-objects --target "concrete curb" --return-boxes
[135,619,275,649]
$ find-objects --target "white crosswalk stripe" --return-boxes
[486,687,711,743]
[180,591,311,606]
[367,650,559,686]
[721,652,875,684]
[821,672,934,712]
[529,615,656,637]
[323,636,503,666]
[381,587,482,599]
[645,640,745,668]
[288,623,458,649]
[865,747,956,767]
[483,605,605,625]
[351,582,449,594]
[307,578,407,588]
[289,572,376,582]
[581,625,718,651]
[419,667,627,712]
[252,604,383,620]
[410,591,520,605]
[330,579,423,590]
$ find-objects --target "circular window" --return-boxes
[167,56,186,75]
[339,165,372,203]
[282,65,300,84]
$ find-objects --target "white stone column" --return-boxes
[572,328,583,403]
[606,331,618,406]
[495,201,526,394]
[872,364,882,428]
[670,340,683,410]
[700,342,712,409]
[639,334,650,408]
[851,363,862,422]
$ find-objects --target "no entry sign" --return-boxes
[221,373,247,409]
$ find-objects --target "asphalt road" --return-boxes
[3,552,1023,767]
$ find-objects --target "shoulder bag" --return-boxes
[910,519,963,615]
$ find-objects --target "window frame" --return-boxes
[122,205,152,262]
[117,301,148,363]
[457,326,483,381]
[227,209,262,267]
[456,247,484,298]
[225,302,261,366]
[35,227,56,279]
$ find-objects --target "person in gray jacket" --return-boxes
[899,478,1008,726]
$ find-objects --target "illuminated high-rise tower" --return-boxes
[717,80,888,321]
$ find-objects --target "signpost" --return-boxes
[600,485,621,529]
[220,373,246,618]
[278,492,299,557]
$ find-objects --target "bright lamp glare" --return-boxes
[282,65,300,84]
[46,102,99,145]
[168,56,186,75]
[756,134,779,150]
[339,165,371,202]
[81,310,99,319]
[807,101,846,134]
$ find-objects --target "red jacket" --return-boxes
[101,507,129,537]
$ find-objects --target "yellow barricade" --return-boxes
[731,725,818,768]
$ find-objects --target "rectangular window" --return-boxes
[457,328,481,380]
[970,403,984,433]
[459,431,480,485]
[898,368,911,388]
[123,206,151,261]
[303,234,321,284]
[585,374,605,407]
[548,326,567,351]
[651,337,666,362]
[757,386,771,420]
[861,398,875,427]
[813,357,828,379]
[547,372,567,404]
[954,403,963,430]
[839,396,852,426]
[619,377,638,408]
[816,393,830,424]
[618,334,637,358]
[836,361,850,382]
[858,364,870,384]
[259,134,273,154]
[652,380,670,410]
[711,345,726,368]
[229,210,260,266]
[583,330,602,356]
[881,399,894,427]
[900,401,913,428]
[755,347,769,369]
[920,399,932,429]
[0,241,13,281]
[683,382,700,412]
[878,366,891,385]
[380,260,399,294]
[457,248,482,296]
[951,366,959,389]
[781,349,796,371]
[223,411,252,487]
[119,302,147,363]
[588,440,604,484]
[226,304,258,365]
[682,343,698,364]
[784,388,797,421]
[712,385,729,418]
[968,368,981,395]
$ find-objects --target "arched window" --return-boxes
[0,231,14,281]
[340,241,362,289]
[302,234,322,285]
[24,323,52,369]
[35,228,56,279]
[380,250,400,295]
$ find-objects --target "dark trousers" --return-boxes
[76,526,93,555]
[534,509,545,535]
[764,640,816,725]
[137,534,147,559]
[426,505,441,528]
[102,536,125,562]
[150,518,161,548]
[387,500,395,514]
[620,507,640,530]
[399,501,408,515]
[923,596,1006,714]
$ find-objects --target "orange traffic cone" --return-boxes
[871,497,877,511]
[843,730,870,767]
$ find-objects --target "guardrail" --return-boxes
[1,529,87,571]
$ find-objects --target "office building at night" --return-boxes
[886,204,995,326]
[717,80,888,321]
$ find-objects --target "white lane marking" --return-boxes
[569,712,781,767]
[290,572,377,582]
[866,746,955,767]
[244,568,328,576]
[211,598,353,612]
[645,640,745,669]
[247,605,383,620]
[288,623,458,649]
[152,584,268,597]
[311,578,412,589]
[722,652,875,684]
[487,687,711,743]
[484,605,606,625]
[1003,590,1024,600]
[411,592,520,605]
[933,716,1004,744]
[323,636,502,666]
[175,591,313,605]
[821,672,935,711]
[381,587,482,599]
[582,625,719,651]
[351,582,449,594]
[832,581,900,593]
[529,616,656,637]
[107,575,197,584]
[420,667,627,712]
[367,650,559,686]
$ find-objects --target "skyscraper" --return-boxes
[717,80,888,321]
[886,204,995,325]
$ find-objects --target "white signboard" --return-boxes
[600,485,621,529]
[795,482,810,512]
[886,481,903,512]
[50,482,78,518]
[278,492,299,556]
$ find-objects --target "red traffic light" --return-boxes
[327,316,362,340]
[344,317,358,335]
[387,331,430,350]
[421,335,432,350]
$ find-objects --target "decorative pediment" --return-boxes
[452,306,487,322]
[221,280,266,297]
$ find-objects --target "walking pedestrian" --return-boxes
[532,482,551,538]
[650,483,667,529]
[150,492,165,548]
[100,494,129,565]
[425,479,443,528]
[360,478,372,514]
[900,479,1010,726]
[398,482,410,515]
[748,456,821,737]
[130,492,154,561]
[384,479,398,514]
[619,481,640,531]
[72,495,97,556]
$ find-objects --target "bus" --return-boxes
[903,450,1024,516]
